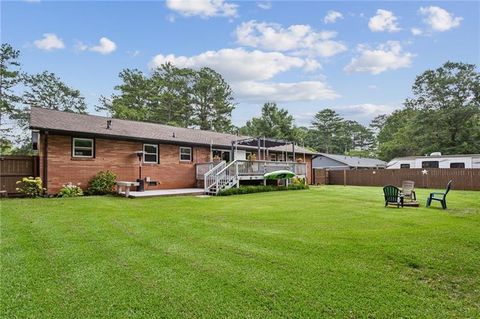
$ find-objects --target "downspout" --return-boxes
[43,130,49,195]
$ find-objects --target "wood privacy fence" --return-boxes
[0,156,39,195]
[314,168,480,190]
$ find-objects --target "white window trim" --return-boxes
[179,146,192,162]
[143,144,158,163]
[72,138,94,158]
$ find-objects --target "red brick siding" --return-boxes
[44,134,210,194]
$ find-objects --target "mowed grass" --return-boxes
[1,186,479,318]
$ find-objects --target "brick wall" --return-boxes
[44,134,210,194]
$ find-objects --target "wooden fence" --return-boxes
[316,168,480,190]
[0,156,39,195]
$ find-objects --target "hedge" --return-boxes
[217,184,309,196]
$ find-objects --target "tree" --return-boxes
[15,71,87,130]
[239,102,298,141]
[311,108,344,153]
[0,43,22,147]
[191,67,235,132]
[377,62,480,160]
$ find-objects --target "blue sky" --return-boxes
[3,0,479,127]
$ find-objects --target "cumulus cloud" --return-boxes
[235,20,347,57]
[419,6,462,32]
[34,33,65,51]
[257,1,271,10]
[89,37,117,55]
[410,27,423,36]
[150,48,319,82]
[166,0,237,18]
[324,11,343,24]
[235,81,339,102]
[75,37,117,55]
[368,9,401,32]
[344,41,415,74]
[150,48,338,103]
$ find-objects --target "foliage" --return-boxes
[58,182,84,197]
[217,184,309,196]
[239,102,299,141]
[87,170,117,195]
[376,62,480,160]
[98,64,235,133]
[15,176,44,197]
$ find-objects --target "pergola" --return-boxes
[231,137,297,161]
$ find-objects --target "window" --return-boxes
[72,138,94,158]
[212,149,230,162]
[450,162,465,168]
[400,164,410,169]
[287,155,294,162]
[270,153,277,161]
[143,144,158,163]
[422,161,439,168]
[180,146,192,162]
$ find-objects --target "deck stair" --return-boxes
[201,160,307,195]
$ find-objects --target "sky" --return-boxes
[2,0,479,127]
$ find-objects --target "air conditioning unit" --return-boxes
[430,152,442,156]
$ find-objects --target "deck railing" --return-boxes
[235,160,306,177]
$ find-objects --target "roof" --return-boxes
[390,154,480,161]
[316,153,387,167]
[30,107,316,154]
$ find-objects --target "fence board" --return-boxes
[328,168,480,190]
[0,156,38,194]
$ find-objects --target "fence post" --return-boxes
[343,169,347,186]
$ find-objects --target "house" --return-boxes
[386,153,480,169]
[30,107,316,194]
[312,153,386,170]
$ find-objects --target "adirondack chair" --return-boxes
[383,185,404,208]
[401,180,416,201]
[426,180,452,209]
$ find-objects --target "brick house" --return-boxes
[30,108,316,194]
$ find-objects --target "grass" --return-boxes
[1,186,479,318]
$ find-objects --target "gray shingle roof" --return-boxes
[317,153,386,167]
[30,107,316,154]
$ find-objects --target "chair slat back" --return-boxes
[383,185,399,202]
[402,180,415,196]
[444,180,453,197]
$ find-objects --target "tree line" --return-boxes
[1,43,479,160]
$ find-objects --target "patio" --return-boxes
[119,188,205,198]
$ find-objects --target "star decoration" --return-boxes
[422,169,428,175]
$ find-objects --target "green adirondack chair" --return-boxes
[383,185,404,208]
[426,180,452,209]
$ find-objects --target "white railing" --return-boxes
[201,160,307,195]
[203,161,226,192]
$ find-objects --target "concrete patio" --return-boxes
[119,188,205,198]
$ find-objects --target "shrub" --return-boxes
[218,184,309,196]
[16,177,44,198]
[58,183,84,197]
[87,170,117,195]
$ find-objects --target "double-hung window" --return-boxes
[143,144,158,163]
[72,138,94,158]
[180,147,192,162]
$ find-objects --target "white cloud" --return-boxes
[257,1,271,10]
[90,37,117,55]
[344,41,415,75]
[324,11,343,24]
[150,48,318,82]
[410,27,423,36]
[128,50,141,57]
[368,84,377,89]
[150,47,338,103]
[368,9,401,32]
[235,20,347,57]
[166,14,176,23]
[33,33,65,51]
[74,40,88,52]
[235,81,339,102]
[337,103,397,116]
[166,0,238,18]
[419,6,462,32]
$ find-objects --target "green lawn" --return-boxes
[1,186,479,318]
